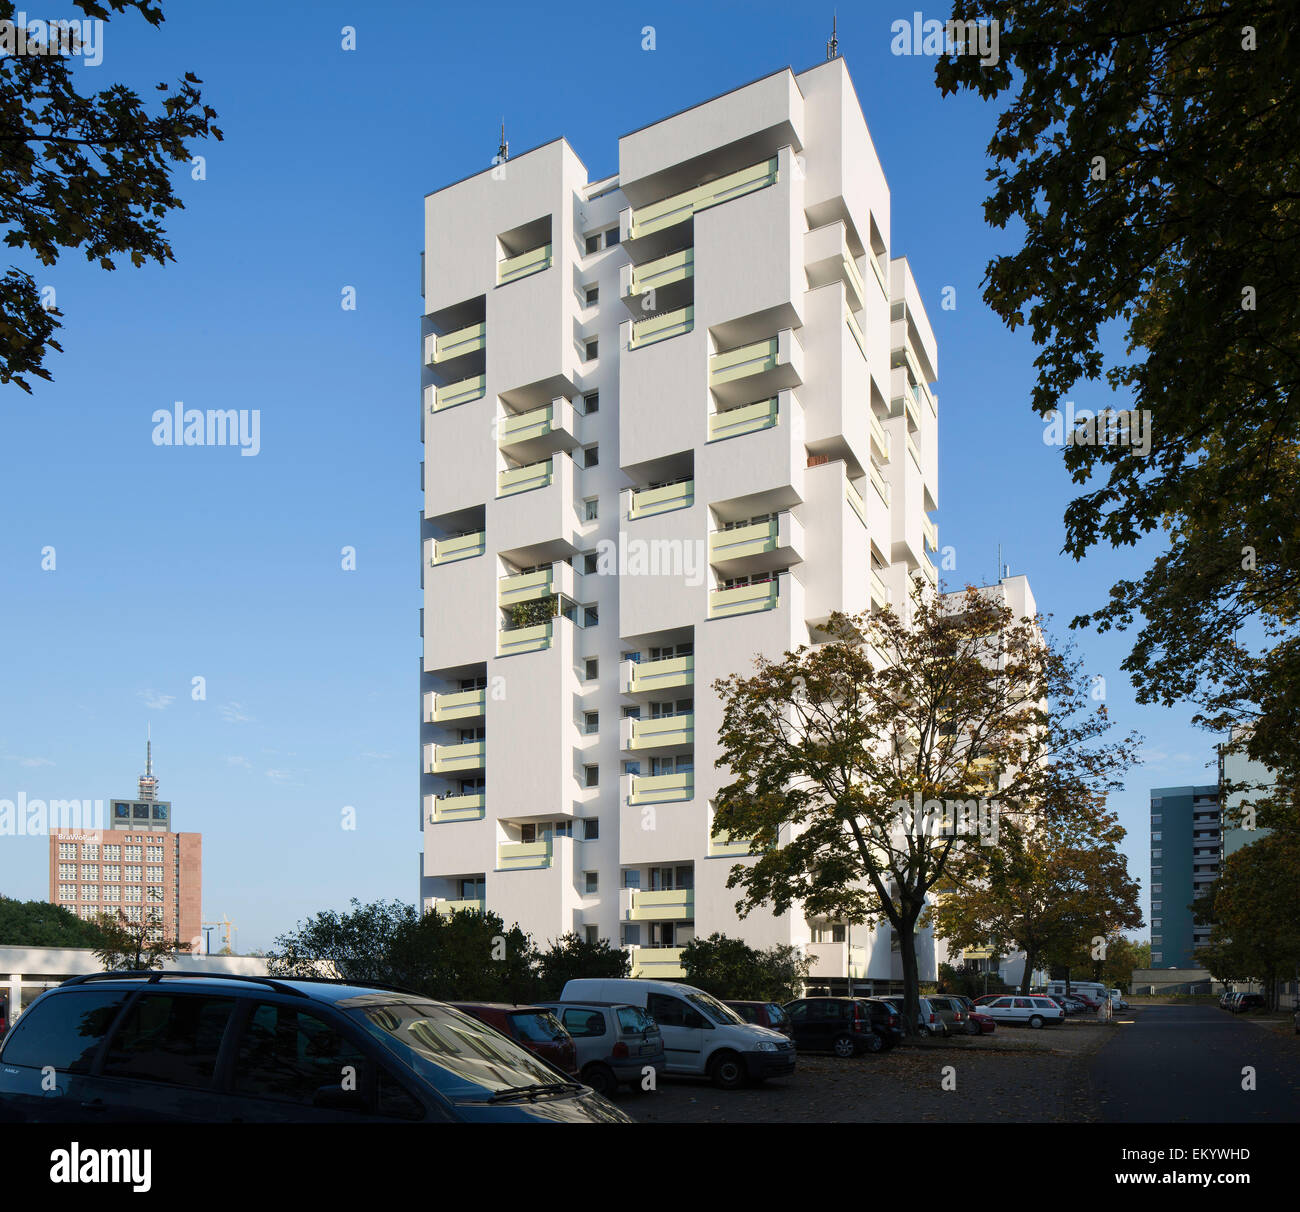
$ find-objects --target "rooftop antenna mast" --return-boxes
[138,725,158,802]
[497,119,509,163]
[826,13,839,60]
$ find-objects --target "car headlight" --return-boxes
[755,1041,778,1052]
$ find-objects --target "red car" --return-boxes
[450,1002,580,1076]
[966,1011,996,1034]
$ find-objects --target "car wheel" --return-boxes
[709,1051,746,1090]
[581,1063,618,1097]
[1028,1015,1044,1029]
[863,1032,885,1053]
[832,1034,857,1059]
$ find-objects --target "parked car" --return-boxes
[1231,993,1266,1013]
[865,995,949,1037]
[536,1001,665,1095]
[1048,994,1087,1014]
[1107,989,1129,1011]
[725,1000,794,1038]
[560,978,796,1089]
[451,1002,579,1076]
[0,971,632,1122]
[966,1010,996,1034]
[926,995,970,1035]
[977,994,1065,1028]
[1219,990,1237,1010]
[783,997,903,1056]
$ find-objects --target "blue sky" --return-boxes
[0,1,1212,951]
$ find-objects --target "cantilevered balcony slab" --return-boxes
[708,328,802,408]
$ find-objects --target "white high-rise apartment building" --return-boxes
[419,59,947,990]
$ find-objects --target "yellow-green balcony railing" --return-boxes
[428,321,486,365]
[869,461,890,506]
[499,403,559,447]
[922,514,938,553]
[629,479,693,519]
[431,688,486,722]
[498,458,553,498]
[433,374,486,411]
[708,397,778,443]
[497,621,553,657]
[628,247,694,296]
[629,889,694,921]
[845,479,868,530]
[628,771,693,805]
[430,793,486,823]
[869,410,891,464]
[843,255,867,312]
[628,946,686,978]
[845,307,866,360]
[869,253,889,300]
[709,579,779,619]
[630,305,693,349]
[629,156,779,238]
[871,568,890,610]
[430,740,485,774]
[907,433,922,470]
[498,567,554,608]
[709,337,778,388]
[630,713,694,751]
[627,655,693,693]
[920,556,939,587]
[433,897,486,916]
[498,839,553,870]
[708,830,754,858]
[498,243,552,285]
[432,531,485,565]
[709,518,779,563]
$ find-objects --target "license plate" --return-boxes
[640,1043,658,1055]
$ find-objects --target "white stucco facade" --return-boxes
[419,59,958,989]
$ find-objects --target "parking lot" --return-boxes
[620,1015,1114,1123]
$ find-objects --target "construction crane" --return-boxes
[200,917,237,956]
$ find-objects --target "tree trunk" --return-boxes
[898,911,921,1037]
[1020,946,1037,994]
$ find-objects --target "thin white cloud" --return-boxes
[219,702,254,724]
[265,769,291,783]
[225,755,252,769]
[139,689,175,711]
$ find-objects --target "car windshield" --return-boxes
[510,1010,568,1043]
[685,990,745,1025]
[348,1000,572,1099]
[766,1004,787,1023]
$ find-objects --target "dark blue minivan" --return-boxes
[0,972,631,1123]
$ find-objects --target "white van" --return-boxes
[559,978,796,1089]
[1045,980,1109,1007]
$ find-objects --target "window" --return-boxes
[103,886,120,903]
[1150,814,1162,825]
[585,233,600,254]
[583,391,599,413]
[1151,936,1162,946]
[58,863,76,880]
[584,872,598,894]
[81,843,99,860]
[583,818,599,841]
[621,923,641,945]
[146,866,163,882]
[80,864,99,881]
[125,886,143,903]
[126,865,142,882]
[622,760,641,776]
[584,497,599,521]
[82,886,98,902]
[584,765,599,788]
[584,339,598,362]
[584,606,599,627]
[622,869,641,889]
[104,845,120,861]
[583,711,599,735]
[583,551,599,575]
[583,657,599,681]
[604,227,620,248]
[584,286,599,306]
[101,994,235,1088]
[125,845,142,861]
[1151,918,1162,929]
[1151,849,1162,859]
[1151,901,1162,911]
[1151,832,1162,842]
[1152,885,1162,894]
[234,1003,372,1110]
[58,842,76,859]
[583,444,599,468]
[562,1007,606,1038]
[0,989,129,1073]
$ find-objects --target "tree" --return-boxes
[936,808,1142,993]
[935,2,1300,786]
[712,586,1138,1033]
[267,898,420,985]
[534,932,630,1000]
[680,933,811,1002]
[0,0,221,390]
[93,910,190,970]
[0,896,103,947]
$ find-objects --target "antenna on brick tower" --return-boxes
[827,13,839,60]
[138,726,158,801]
[497,119,509,163]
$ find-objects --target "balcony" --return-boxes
[498,243,552,286]
[626,712,695,751]
[628,772,693,805]
[922,514,938,553]
[628,156,779,238]
[498,564,573,609]
[869,462,891,507]
[807,941,870,980]
[845,307,866,361]
[432,531,485,565]
[630,304,693,350]
[429,740,485,774]
[432,897,485,916]
[425,321,486,367]
[497,621,552,657]
[498,838,552,870]
[804,222,867,313]
[708,330,802,407]
[628,945,685,979]
[629,479,693,519]
[710,337,778,387]
[906,432,922,470]
[625,247,694,298]
[429,374,486,412]
[708,396,778,443]
[629,888,694,921]
[709,577,780,620]
[498,458,553,498]
[708,513,801,574]
[429,688,486,722]
[869,253,889,301]
[623,655,694,694]
[871,567,890,610]
[708,831,753,858]
[845,479,868,530]
[429,793,486,824]
[869,410,891,465]
[919,556,938,587]
[497,399,580,457]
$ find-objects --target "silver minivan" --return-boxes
[537,1001,666,1096]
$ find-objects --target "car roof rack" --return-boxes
[60,971,310,998]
